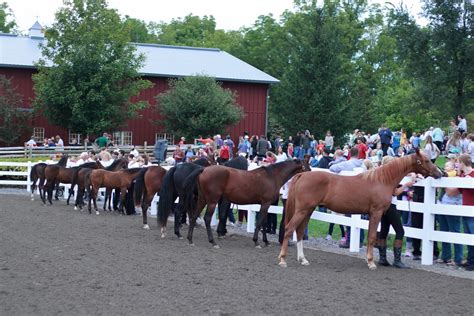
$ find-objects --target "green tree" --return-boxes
[271,0,367,140]
[157,76,243,140]
[0,2,17,33]
[122,15,157,43]
[33,0,152,136]
[0,75,32,145]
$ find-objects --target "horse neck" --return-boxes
[376,155,414,188]
[271,162,300,188]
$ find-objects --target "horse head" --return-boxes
[412,148,443,179]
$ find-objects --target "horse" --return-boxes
[157,158,215,238]
[182,159,310,248]
[133,165,167,229]
[70,158,128,210]
[87,167,144,215]
[277,150,443,270]
[30,155,68,202]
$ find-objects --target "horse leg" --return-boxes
[296,211,312,266]
[253,204,270,248]
[66,186,74,205]
[217,199,229,238]
[203,203,219,248]
[187,199,206,246]
[54,182,60,200]
[174,199,183,239]
[278,210,307,267]
[141,192,153,230]
[46,181,54,205]
[119,188,127,215]
[366,211,383,270]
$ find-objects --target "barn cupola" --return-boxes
[29,21,44,39]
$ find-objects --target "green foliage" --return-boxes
[0,2,16,33]
[157,76,243,140]
[0,75,32,145]
[32,0,152,136]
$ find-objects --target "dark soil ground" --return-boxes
[1,194,472,315]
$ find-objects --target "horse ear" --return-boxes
[415,147,421,156]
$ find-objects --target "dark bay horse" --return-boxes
[157,158,215,238]
[278,150,443,270]
[70,158,128,210]
[133,165,167,229]
[87,168,144,215]
[30,155,68,201]
[182,159,309,248]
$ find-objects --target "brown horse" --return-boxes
[182,159,310,248]
[30,155,68,202]
[278,150,443,270]
[133,165,167,229]
[70,158,128,210]
[87,168,144,215]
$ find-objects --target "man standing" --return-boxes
[379,125,393,156]
[256,135,270,161]
[432,126,444,153]
[95,133,109,149]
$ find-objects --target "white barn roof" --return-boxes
[0,32,279,84]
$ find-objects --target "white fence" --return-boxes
[1,161,473,266]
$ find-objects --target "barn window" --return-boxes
[32,127,44,142]
[113,131,133,146]
[155,133,174,145]
[68,131,81,145]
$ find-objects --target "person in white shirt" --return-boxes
[26,136,37,147]
[457,114,467,133]
[55,135,64,147]
[276,146,288,163]
[130,146,139,158]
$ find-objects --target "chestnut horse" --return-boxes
[30,155,68,202]
[278,150,443,270]
[70,158,128,210]
[87,167,144,215]
[182,159,310,248]
[133,165,167,229]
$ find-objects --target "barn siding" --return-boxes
[0,67,269,146]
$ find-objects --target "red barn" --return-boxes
[0,22,278,146]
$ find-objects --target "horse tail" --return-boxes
[70,167,81,192]
[182,167,205,220]
[157,167,178,228]
[285,173,304,227]
[30,164,38,193]
[134,168,148,207]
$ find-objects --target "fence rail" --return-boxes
[1,161,473,266]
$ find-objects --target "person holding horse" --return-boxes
[376,155,411,269]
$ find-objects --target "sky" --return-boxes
[5,0,426,34]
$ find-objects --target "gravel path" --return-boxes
[1,193,473,315]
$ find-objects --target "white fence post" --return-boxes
[349,214,361,252]
[421,178,435,265]
[26,161,32,193]
[247,209,256,233]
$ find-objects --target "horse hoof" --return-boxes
[189,243,195,247]
[143,224,150,230]
[255,245,262,249]
[279,261,287,268]
[368,262,377,270]
[161,234,166,238]
[74,206,77,211]
[95,211,100,216]
[217,235,225,239]
[299,258,310,266]
[178,236,184,240]
[213,244,220,249]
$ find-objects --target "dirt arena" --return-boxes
[1,194,472,315]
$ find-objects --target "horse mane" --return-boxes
[105,158,126,170]
[81,161,99,169]
[224,156,248,170]
[362,155,414,185]
[259,160,295,174]
[122,167,143,174]
[57,155,68,167]
[193,157,211,167]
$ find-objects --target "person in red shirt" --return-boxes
[458,154,474,271]
[356,137,369,159]
[178,136,185,146]
[218,140,230,164]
